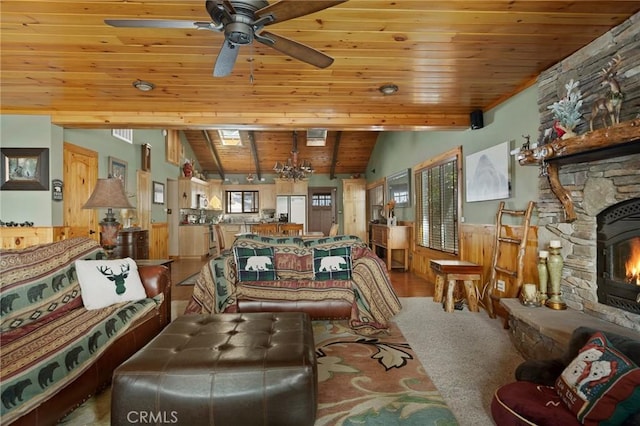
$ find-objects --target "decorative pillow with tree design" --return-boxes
[75,258,146,309]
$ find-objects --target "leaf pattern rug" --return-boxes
[60,320,458,425]
[314,320,458,425]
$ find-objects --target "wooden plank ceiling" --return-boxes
[1,1,638,176]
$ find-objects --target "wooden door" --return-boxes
[308,187,337,236]
[137,170,151,230]
[63,143,99,242]
[342,178,367,242]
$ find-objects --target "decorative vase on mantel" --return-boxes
[546,241,567,310]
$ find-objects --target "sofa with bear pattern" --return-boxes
[0,237,171,425]
[185,234,401,335]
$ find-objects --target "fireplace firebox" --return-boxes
[597,198,640,314]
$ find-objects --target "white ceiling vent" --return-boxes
[306,129,327,146]
[111,129,133,144]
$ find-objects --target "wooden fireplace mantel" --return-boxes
[516,119,640,222]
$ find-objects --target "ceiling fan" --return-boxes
[105,0,346,77]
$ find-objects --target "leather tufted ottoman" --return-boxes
[111,312,317,426]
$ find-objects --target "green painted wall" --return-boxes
[2,86,539,228]
[366,85,541,225]
[0,115,61,226]
[0,119,183,226]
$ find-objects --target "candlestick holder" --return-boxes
[537,250,549,304]
[546,241,567,310]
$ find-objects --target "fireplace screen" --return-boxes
[597,198,640,314]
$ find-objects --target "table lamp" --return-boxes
[83,177,133,252]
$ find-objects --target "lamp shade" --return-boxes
[83,178,133,210]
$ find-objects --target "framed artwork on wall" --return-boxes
[152,181,165,204]
[465,141,511,202]
[0,148,50,191]
[108,156,127,188]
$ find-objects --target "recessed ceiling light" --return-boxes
[133,79,155,92]
[379,83,398,95]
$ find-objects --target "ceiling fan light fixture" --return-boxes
[379,83,398,95]
[133,79,155,92]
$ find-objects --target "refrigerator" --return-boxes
[276,195,306,232]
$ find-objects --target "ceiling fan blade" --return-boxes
[214,40,240,77]
[257,0,347,25]
[258,31,334,69]
[104,19,215,29]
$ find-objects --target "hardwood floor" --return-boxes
[169,257,435,301]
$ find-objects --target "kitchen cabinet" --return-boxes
[260,184,276,210]
[370,224,411,271]
[179,177,209,209]
[207,179,223,210]
[274,178,308,196]
[218,223,243,247]
[178,225,209,258]
[342,178,367,243]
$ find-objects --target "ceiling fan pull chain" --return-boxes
[249,44,255,84]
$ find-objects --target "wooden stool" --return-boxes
[430,260,482,313]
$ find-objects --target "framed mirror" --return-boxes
[387,169,411,207]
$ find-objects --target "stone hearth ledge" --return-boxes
[501,298,640,360]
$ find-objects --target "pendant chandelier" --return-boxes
[273,131,314,181]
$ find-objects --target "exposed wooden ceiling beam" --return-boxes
[202,130,225,180]
[330,131,342,180]
[247,130,262,181]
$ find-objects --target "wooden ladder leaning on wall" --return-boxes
[486,200,536,325]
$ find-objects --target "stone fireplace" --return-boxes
[537,152,640,333]
[596,198,640,314]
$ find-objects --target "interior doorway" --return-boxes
[63,142,99,241]
[308,187,337,236]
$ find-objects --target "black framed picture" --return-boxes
[1,148,50,191]
[153,181,165,204]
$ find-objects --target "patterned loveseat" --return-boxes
[185,234,401,335]
[0,237,171,425]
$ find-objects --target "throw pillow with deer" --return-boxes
[75,258,146,309]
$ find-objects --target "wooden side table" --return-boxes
[430,260,482,313]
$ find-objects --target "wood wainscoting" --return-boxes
[0,226,75,249]
[412,223,539,311]
[1,224,170,260]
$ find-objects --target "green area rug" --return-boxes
[60,319,457,425]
